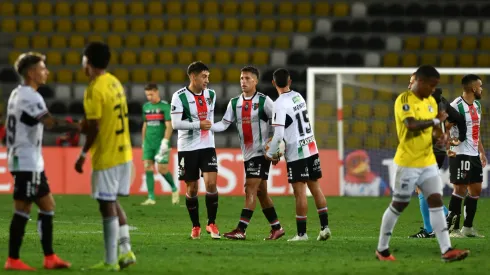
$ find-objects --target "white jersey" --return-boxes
[271,91,318,162]
[221,92,273,161]
[171,87,216,152]
[6,85,48,172]
[450,97,481,156]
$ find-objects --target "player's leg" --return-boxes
[199,148,220,239]
[460,155,484,237]
[156,159,179,204]
[287,158,309,241]
[446,155,467,235]
[178,151,201,239]
[257,179,285,240]
[142,147,156,205]
[305,154,330,241]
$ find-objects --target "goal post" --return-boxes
[307,67,490,197]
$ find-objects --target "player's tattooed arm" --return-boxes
[403,111,448,131]
[39,113,81,133]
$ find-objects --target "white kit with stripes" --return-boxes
[6,85,48,172]
[450,96,482,156]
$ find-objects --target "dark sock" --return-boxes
[463,196,478,228]
[296,216,307,236]
[237,208,254,232]
[262,207,281,230]
[185,195,200,227]
[317,207,329,230]
[448,194,463,229]
[9,212,29,259]
[162,172,177,192]
[378,249,391,257]
[205,192,218,225]
[38,211,54,256]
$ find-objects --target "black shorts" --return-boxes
[178,148,218,181]
[286,154,322,183]
[449,155,483,184]
[11,171,50,202]
[435,154,447,169]
[244,156,271,180]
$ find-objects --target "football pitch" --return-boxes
[0,195,488,274]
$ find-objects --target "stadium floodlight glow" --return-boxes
[307,67,490,196]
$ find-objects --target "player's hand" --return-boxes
[481,154,487,167]
[436,132,448,146]
[447,149,456,157]
[436,111,448,122]
[449,137,461,146]
[200,120,212,130]
[159,138,170,154]
[75,155,85,173]
[271,153,283,165]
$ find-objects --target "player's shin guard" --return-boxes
[447,193,464,229]
[418,193,433,233]
[118,224,132,255]
[429,207,451,254]
[162,172,177,192]
[377,205,400,252]
[37,210,54,256]
[237,208,254,232]
[9,211,29,259]
[205,191,218,225]
[317,207,329,230]
[102,216,119,265]
[263,207,281,230]
[145,171,155,200]
[296,216,307,236]
[463,195,478,228]
[186,194,200,227]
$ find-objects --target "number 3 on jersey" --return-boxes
[296,110,311,136]
[114,103,128,135]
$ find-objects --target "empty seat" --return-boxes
[424,4,442,16]
[68,101,85,115]
[385,36,401,51]
[351,20,369,33]
[166,1,182,15]
[351,2,367,17]
[445,20,461,34]
[242,19,257,31]
[169,69,185,83]
[185,1,200,15]
[56,19,72,32]
[476,54,490,67]
[423,37,440,50]
[14,36,29,49]
[32,35,48,48]
[236,35,253,48]
[73,2,89,16]
[463,20,479,34]
[51,36,66,48]
[1,2,15,16]
[383,53,399,66]
[131,69,148,83]
[177,51,193,64]
[440,54,455,67]
[442,37,458,50]
[241,2,256,15]
[333,2,349,16]
[233,51,250,64]
[203,1,219,14]
[345,53,363,66]
[260,19,276,32]
[65,51,80,65]
[130,19,146,32]
[215,51,231,65]
[387,20,404,33]
[310,36,328,48]
[287,51,306,66]
[315,19,332,33]
[218,34,234,47]
[38,19,54,32]
[46,52,62,66]
[54,2,70,16]
[75,70,88,83]
[371,121,387,135]
[121,50,137,65]
[2,19,17,32]
[364,52,381,67]
[459,54,474,67]
[162,34,177,47]
[270,51,287,66]
[402,53,418,67]
[293,35,309,49]
[148,19,164,31]
[307,52,325,66]
[223,18,238,32]
[69,36,85,48]
[427,20,443,34]
[93,1,108,15]
[297,19,313,32]
[18,2,34,16]
[140,51,156,65]
[386,4,404,17]
[332,20,350,32]
[195,51,212,64]
[111,2,126,16]
[147,2,163,15]
[373,104,390,118]
[258,2,275,15]
[168,18,183,31]
[406,3,423,16]
[223,2,238,15]
[461,37,477,50]
[443,4,460,17]
[279,19,294,32]
[181,33,197,47]
[125,35,141,48]
[274,36,289,49]
[19,20,36,32]
[480,37,490,50]
[199,34,216,47]
[50,101,68,114]
[57,70,73,84]
[329,37,346,49]
[404,37,420,50]
[421,54,437,65]
[75,19,90,32]
[204,18,220,31]
[255,35,271,48]
[93,19,109,32]
[325,53,344,66]
[370,20,387,32]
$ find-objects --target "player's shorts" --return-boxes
[142,146,169,164]
[244,156,271,180]
[286,154,322,183]
[11,171,50,202]
[91,161,132,201]
[392,164,442,202]
[435,154,447,170]
[178,148,218,181]
[449,154,483,184]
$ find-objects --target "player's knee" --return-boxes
[292,182,307,197]
[157,165,168,174]
[453,184,467,196]
[391,201,409,213]
[186,181,199,196]
[144,161,154,171]
[426,193,444,208]
[468,183,482,196]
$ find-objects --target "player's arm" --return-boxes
[141,122,147,147]
[26,95,80,132]
[265,102,286,159]
[479,132,487,165]
[446,104,467,142]
[264,96,275,137]
[170,92,201,130]
[397,96,446,131]
[210,100,234,132]
[39,113,81,133]
[80,90,102,156]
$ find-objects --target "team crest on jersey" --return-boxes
[402,104,410,111]
[198,97,204,106]
[428,105,434,112]
[244,102,249,111]
[253,103,259,110]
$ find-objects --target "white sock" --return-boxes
[103,216,119,265]
[119,224,132,255]
[377,205,400,252]
[429,206,451,254]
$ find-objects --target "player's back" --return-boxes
[393,91,437,168]
[84,73,132,170]
[274,91,317,162]
[449,97,481,156]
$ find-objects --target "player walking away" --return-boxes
[170,61,220,239]
[265,68,331,242]
[75,42,136,271]
[409,84,467,238]
[375,65,469,262]
[141,83,179,206]
[211,66,285,240]
[5,52,76,271]
[446,74,486,238]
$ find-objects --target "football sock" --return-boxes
[463,195,479,228]
[118,224,131,255]
[102,216,119,265]
[377,205,400,252]
[9,211,29,259]
[237,208,254,232]
[37,210,54,256]
[205,191,219,225]
[317,207,329,230]
[185,194,200,227]
[163,172,177,192]
[296,216,307,236]
[145,171,155,200]
[430,206,452,254]
[418,193,432,233]
[448,193,463,229]
[262,207,281,230]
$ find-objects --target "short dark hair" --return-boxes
[14,52,45,77]
[414,65,440,80]
[273,68,290,88]
[241,66,260,79]
[144,83,158,91]
[187,61,209,76]
[83,42,111,69]
[461,74,481,86]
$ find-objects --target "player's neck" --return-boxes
[151,98,161,104]
[187,84,202,95]
[411,90,424,100]
[462,92,475,104]
[276,87,290,95]
[242,90,256,98]
[90,70,106,81]
[23,80,39,91]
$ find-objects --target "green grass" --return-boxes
[0,195,488,274]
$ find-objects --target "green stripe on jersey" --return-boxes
[209,90,215,105]
[231,97,240,141]
[475,100,482,114]
[179,92,193,139]
[457,102,465,117]
[258,96,266,142]
[297,146,304,159]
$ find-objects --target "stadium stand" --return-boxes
[0,1,489,148]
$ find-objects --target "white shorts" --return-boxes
[392,164,443,202]
[91,161,132,201]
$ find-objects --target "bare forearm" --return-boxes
[479,139,485,155]
[142,125,146,144]
[44,118,80,133]
[404,118,436,131]
[82,123,98,153]
[164,126,172,140]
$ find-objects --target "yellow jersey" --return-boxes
[83,73,132,170]
[393,91,438,168]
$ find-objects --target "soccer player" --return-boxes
[446,74,486,238]
[375,65,469,262]
[5,52,75,270]
[409,80,467,238]
[170,61,220,239]
[211,66,285,240]
[141,83,179,206]
[75,42,136,270]
[265,68,331,241]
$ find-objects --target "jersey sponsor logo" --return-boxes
[208,156,217,166]
[293,102,306,112]
[402,104,410,111]
[292,95,302,104]
[198,111,207,120]
[299,136,315,146]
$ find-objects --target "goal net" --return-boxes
[307,68,490,197]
